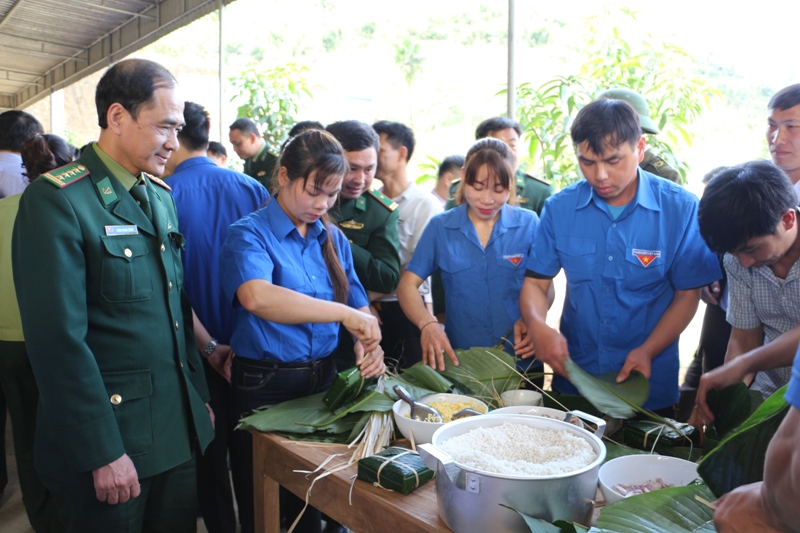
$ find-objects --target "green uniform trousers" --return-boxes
[0,340,64,532]
[40,453,198,533]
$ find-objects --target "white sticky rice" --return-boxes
[438,422,597,476]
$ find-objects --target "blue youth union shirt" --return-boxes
[407,203,540,370]
[785,344,800,409]
[527,169,721,410]
[220,197,368,362]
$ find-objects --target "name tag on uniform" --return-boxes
[105,225,139,236]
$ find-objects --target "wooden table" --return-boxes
[252,432,449,533]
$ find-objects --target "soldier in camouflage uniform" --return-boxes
[597,88,683,184]
[326,121,401,371]
[228,117,278,189]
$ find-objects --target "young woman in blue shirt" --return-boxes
[220,130,385,533]
[397,138,540,374]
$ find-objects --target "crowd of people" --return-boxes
[1,57,799,533]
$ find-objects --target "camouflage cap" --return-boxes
[596,88,660,135]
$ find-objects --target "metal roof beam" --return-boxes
[0,41,89,61]
[0,0,26,30]
[0,30,87,50]
[67,0,158,20]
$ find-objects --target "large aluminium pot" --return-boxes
[417,411,606,533]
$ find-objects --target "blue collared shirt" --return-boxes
[169,156,270,344]
[785,345,800,409]
[527,169,721,409]
[220,197,369,362]
[407,204,541,370]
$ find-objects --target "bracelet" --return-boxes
[203,338,218,357]
[420,320,439,332]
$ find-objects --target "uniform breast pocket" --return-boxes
[495,253,527,317]
[439,255,471,297]
[100,236,154,302]
[623,247,667,291]
[102,369,154,457]
[556,238,597,282]
[168,231,186,290]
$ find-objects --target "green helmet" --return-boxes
[596,88,659,135]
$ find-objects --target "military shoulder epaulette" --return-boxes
[367,188,398,211]
[40,162,89,188]
[523,172,551,186]
[147,174,172,191]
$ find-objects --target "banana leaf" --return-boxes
[383,374,441,403]
[308,390,394,428]
[516,484,716,533]
[399,363,453,393]
[603,441,648,462]
[590,482,717,532]
[236,392,349,434]
[705,382,763,440]
[698,385,789,497]
[439,347,523,406]
[542,392,602,417]
[323,365,375,410]
[564,359,649,419]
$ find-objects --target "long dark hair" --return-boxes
[279,129,350,304]
[21,134,74,182]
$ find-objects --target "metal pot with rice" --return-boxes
[418,412,606,533]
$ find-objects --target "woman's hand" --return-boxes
[354,342,386,378]
[421,320,458,371]
[342,307,381,354]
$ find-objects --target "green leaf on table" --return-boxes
[602,441,648,463]
[236,392,336,434]
[564,359,649,419]
[591,482,717,532]
[705,382,763,440]
[542,391,602,417]
[440,347,523,406]
[308,390,394,428]
[698,385,789,497]
[553,521,589,533]
[396,365,452,394]
[500,506,563,533]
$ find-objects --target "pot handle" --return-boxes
[417,443,453,471]
[570,410,606,438]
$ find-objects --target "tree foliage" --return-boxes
[229,64,312,154]
[515,9,720,189]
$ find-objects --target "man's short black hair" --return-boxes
[178,101,210,151]
[0,110,44,152]
[570,99,642,156]
[372,120,415,161]
[229,117,260,137]
[769,84,800,112]
[475,117,521,140]
[326,120,380,153]
[698,160,797,255]
[95,59,177,129]
[288,120,324,137]
[207,141,227,158]
[438,154,465,178]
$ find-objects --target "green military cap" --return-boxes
[596,88,660,135]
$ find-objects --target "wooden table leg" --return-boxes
[253,433,281,533]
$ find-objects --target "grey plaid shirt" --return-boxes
[724,253,800,397]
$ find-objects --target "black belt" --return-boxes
[240,354,334,370]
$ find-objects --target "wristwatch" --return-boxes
[203,338,218,357]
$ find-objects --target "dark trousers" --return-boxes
[41,454,198,533]
[677,303,731,421]
[230,355,337,533]
[0,340,64,532]
[196,358,240,533]
[376,301,423,369]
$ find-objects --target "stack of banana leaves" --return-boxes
[236,347,528,461]
[518,361,791,532]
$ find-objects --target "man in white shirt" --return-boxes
[0,110,43,199]
[767,84,800,201]
[372,120,442,368]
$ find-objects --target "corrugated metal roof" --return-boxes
[0,0,237,110]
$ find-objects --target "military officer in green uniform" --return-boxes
[229,117,278,189]
[326,120,401,369]
[597,88,683,184]
[12,59,214,533]
[445,116,554,215]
